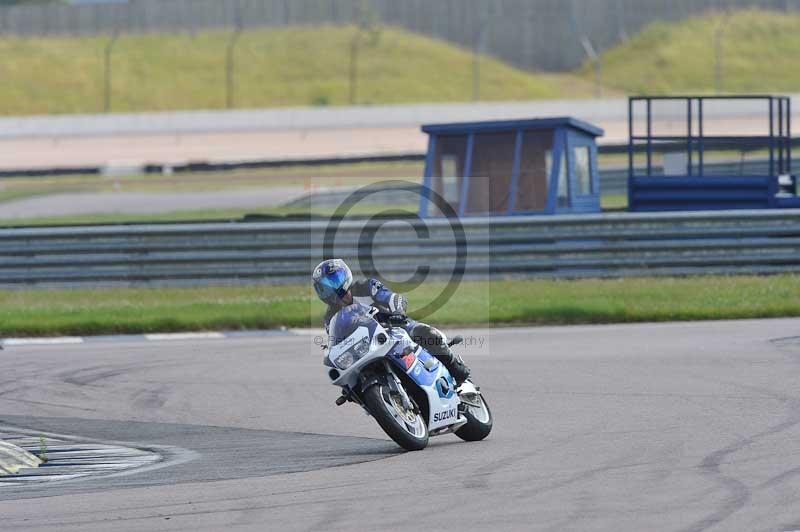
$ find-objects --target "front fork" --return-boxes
[383,360,416,413]
[341,360,417,416]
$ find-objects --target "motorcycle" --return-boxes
[323,303,492,451]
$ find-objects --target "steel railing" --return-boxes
[1,210,799,287]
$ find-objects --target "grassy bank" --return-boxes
[4,9,798,115]
[1,275,798,337]
[589,9,800,94]
[0,25,583,115]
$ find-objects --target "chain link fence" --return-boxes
[1,0,798,71]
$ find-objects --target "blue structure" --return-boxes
[419,117,603,217]
[628,95,800,211]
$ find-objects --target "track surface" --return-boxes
[1,319,800,531]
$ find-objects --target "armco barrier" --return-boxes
[1,210,799,287]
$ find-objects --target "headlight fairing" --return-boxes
[335,351,356,370]
[351,336,370,357]
[334,335,371,370]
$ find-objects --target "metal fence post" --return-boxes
[226,2,243,110]
[104,30,120,113]
[580,36,602,98]
[615,0,628,41]
[349,33,359,105]
[713,10,731,94]
[472,3,492,102]
[349,0,381,106]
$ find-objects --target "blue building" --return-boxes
[419,117,604,217]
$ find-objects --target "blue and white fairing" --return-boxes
[326,305,396,389]
[384,328,463,432]
[325,304,464,433]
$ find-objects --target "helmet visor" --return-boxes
[314,268,350,301]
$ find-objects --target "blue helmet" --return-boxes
[312,259,353,304]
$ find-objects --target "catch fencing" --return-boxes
[0,0,797,71]
[1,209,799,288]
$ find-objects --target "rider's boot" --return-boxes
[411,323,471,385]
[435,343,471,386]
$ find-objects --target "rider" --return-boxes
[312,258,471,385]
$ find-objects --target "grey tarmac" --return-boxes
[1,319,800,531]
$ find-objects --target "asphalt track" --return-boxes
[1,319,800,531]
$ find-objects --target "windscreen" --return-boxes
[329,304,375,346]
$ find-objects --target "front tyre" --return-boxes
[455,391,493,442]
[363,383,429,451]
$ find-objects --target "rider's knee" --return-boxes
[411,323,446,350]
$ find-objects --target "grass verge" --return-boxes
[0,203,422,227]
[0,161,423,203]
[0,161,424,226]
[1,275,798,337]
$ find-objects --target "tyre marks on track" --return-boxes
[680,337,800,532]
[0,427,163,487]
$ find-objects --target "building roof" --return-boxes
[421,116,604,137]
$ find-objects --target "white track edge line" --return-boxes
[2,337,84,346]
[144,332,226,341]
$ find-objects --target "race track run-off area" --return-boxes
[2,319,800,532]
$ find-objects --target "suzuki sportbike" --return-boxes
[323,304,492,451]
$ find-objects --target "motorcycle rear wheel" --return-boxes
[364,383,429,451]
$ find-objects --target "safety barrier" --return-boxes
[1,210,799,287]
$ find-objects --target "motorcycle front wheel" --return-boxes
[363,383,429,451]
[455,390,493,442]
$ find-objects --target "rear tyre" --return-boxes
[363,383,429,451]
[455,392,493,442]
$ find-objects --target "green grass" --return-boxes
[0,161,422,194]
[6,9,799,115]
[37,436,47,464]
[1,275,798,337]
[587,8,800,94]
[0,161,425,226]
[0,285,312,336]
[0,25,583,115]
[0,208,302,227]
[600,193,627,211]
[0,203,421,227]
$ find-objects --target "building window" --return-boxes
[441,155,459,204]
[574,146,592,195]
[547,150,569,208]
